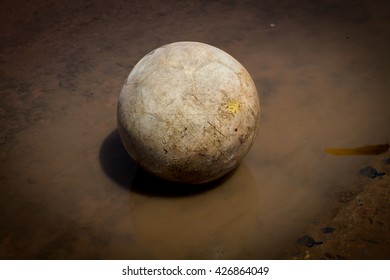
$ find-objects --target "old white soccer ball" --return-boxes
[117,41,260,184]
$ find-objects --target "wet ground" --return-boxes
[1,0,389,259]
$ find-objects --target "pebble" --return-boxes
[322,227,336,234]
[297,235,323,247]
[359,166,386,178]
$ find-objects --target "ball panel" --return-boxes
[117,41,260,184]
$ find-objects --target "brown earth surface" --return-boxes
[285,153,390,259]
[1,0,389,259]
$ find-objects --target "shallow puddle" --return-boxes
[1,0,389,259]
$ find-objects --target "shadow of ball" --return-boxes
[99,129,139,188]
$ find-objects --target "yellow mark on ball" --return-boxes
[227,101,241,114]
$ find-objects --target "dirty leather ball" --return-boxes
[117,41,260,184]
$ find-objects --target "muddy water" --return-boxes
[1,0,389,259]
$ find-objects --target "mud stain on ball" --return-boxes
[117,41,260,184]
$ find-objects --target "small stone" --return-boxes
[322,227,336,234]
[359,166,385,178]
[297,235,323,247]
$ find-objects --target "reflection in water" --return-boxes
[128,163,261,259]
[325,144,389,156]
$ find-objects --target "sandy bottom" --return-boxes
[0,0,389,259]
